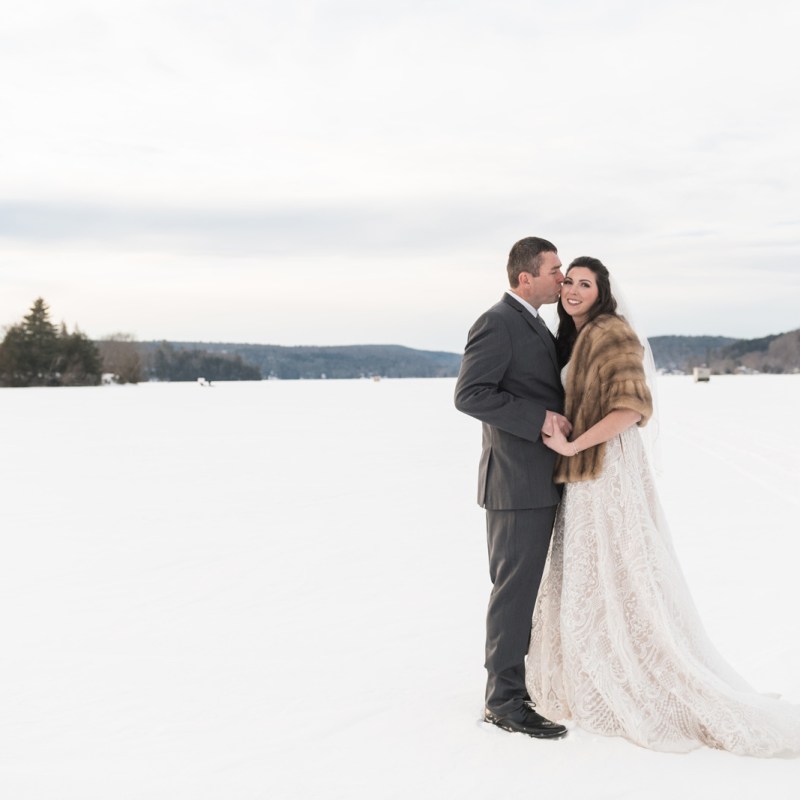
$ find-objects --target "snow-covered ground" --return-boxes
[1,375,799,799]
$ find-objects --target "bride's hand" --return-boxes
[543,424,575,456]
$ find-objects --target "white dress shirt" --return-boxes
[505,289,541,319]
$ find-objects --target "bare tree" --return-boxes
[97,333,145,384]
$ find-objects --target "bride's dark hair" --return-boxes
[556,256,618,366]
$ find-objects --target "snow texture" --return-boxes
[1,375,799,798]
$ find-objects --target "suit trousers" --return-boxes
[484,505,557,716]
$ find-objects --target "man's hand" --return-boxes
[541,411,572,438]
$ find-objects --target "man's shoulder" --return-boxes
[478,294,522,321]
[468,298,521,338]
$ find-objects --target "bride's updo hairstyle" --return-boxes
[556,256,618,366]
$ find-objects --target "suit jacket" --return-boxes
[454,293,564,510]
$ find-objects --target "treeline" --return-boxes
[649,330,800,374]
[0,299,266,387]
[149,343,260,382]
[97,338,260,382]
[1,298,458,385]
[0,299,102,387]
[141,342,462,379]
[156,335,800,378]
[702,329,800,374]
[5,297,796,387]
[92,340,261,382]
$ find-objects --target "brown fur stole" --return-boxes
[554,314,653,484]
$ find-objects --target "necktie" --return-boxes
[534,313,549,332]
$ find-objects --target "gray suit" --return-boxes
[455,293,564,716]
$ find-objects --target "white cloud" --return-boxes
[1,0,799,349]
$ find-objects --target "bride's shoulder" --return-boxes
[583,314,640,351]
[584,313,627,338]
[589,313,634,336]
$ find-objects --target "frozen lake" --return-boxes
[1,375,799,798]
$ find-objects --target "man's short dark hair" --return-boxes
[507,237,558,287]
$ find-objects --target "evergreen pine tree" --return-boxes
[0,298,60,386]
[0,298,102,387]
[23,298,60,384]
[57,324,103,386]
[0,323,30,386]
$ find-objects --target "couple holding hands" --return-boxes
[455,236,800,756]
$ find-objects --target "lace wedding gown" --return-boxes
[526,424,800,756]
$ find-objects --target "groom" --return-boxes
[455,236,569,739]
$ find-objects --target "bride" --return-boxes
[526,255,800,757]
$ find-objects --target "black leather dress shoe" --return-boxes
[484,704,568,739]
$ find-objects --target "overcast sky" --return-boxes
[1,0,799,352]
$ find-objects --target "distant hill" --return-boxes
[130,328,800,381]
[648,336,738,372]
[649,330,800,374]
[137,342,462,380]
[709,329,800,374]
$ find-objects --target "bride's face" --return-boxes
[561,267,599,329]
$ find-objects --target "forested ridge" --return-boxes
[2,298,798,385]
